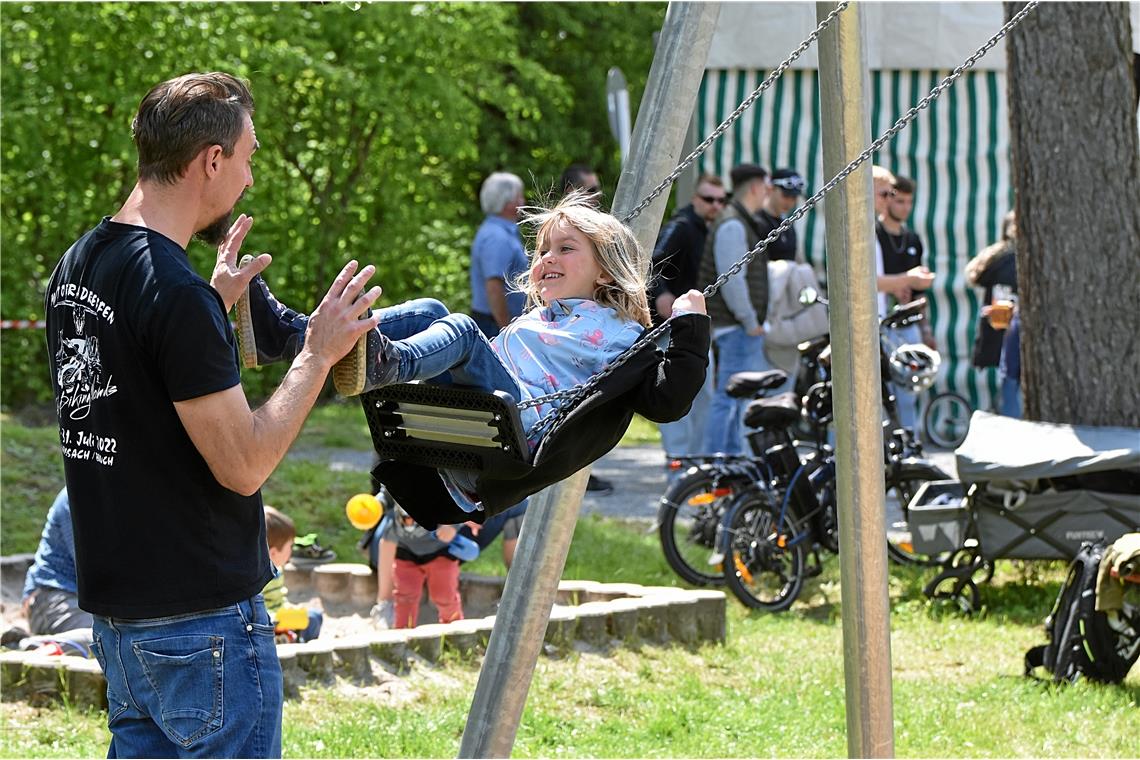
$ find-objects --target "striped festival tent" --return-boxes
[693,2,1021,413]
[695,67,1010,411]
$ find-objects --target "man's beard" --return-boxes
[194,208,235,246]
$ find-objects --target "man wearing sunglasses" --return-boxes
[648,173,725,463]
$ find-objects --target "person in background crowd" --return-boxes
[649,174,725,465]
[754,168,804,262]
[559,163,602,206]
[876,173,935,431]
[970,211,1021,418]
[966,211,1018,371]
[13,489,94,658]
[470,172,528,338]
[699,163,786,455]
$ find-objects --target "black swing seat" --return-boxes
[726,369,789,399]
[360,383,533,479]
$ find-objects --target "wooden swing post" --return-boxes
[815,2,895,756]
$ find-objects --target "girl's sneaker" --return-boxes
[234,255,309,368]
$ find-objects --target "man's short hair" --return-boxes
[695,173,725,190]
[730,163,768,192]
[479,172,524,215]
[132,72,254,185]
[892,175,916,195]
[263,505,296,550]
[560,163,599,194]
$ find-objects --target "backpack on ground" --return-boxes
[1024,540,1140,684]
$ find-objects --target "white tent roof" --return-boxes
[707,2,1140,71]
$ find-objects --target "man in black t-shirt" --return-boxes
[755,168,805,262]
[874,174,934,433]
[45,72,378,759]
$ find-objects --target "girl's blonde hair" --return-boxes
[515,191,652,327]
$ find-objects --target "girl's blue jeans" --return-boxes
[377,298,539,434]
[90,595,282,758]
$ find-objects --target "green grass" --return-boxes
[0,409,65,555]
[4,406,1139,758]
[4,565,1139,758]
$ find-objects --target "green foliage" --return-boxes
[0,2,667,405]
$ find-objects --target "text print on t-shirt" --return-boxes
[50,284,119,465]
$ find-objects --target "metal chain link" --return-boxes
[618,1,850,226]
[523,0,1039,440]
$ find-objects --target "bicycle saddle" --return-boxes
[797,334,830,355]
[726,370,789,399]
[743,391,801,430]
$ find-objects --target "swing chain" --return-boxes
[618,1,851,227]
[524,0,1039,441]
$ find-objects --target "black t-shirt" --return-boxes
[875,222,924,274]
[45,218,272,617]
[649,205,708,324]
[754,209,797,261]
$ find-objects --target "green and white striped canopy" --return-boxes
[696,68,1012,411]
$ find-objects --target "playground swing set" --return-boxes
[352,3,1043,757]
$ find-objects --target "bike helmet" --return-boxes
[888,343,940,392]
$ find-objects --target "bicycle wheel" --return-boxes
[657,468,746,586]
[721,490,806,612]
[885,477,949,566]
[922,391,972,450]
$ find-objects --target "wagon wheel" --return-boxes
[926,575,980,615]
[949,547,994,585]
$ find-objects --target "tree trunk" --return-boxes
[1004,2,1140,426]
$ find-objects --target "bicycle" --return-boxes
[921,389,972,450]
[719,391,950,611]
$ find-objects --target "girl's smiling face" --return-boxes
[531,218,610,305]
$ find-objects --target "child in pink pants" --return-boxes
[382,506,475,628]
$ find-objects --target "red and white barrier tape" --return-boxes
[0,320,47,330]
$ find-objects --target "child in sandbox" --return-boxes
[376,504,479,629]
[262,505,323,642]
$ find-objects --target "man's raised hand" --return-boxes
[210,214,272,311]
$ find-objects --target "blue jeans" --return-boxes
[377,299,539,435]
[703,327,783,455]
[658,346,714,459]
[90,596,283,758]
[1000,372,1022,419]
[884,323,922,433]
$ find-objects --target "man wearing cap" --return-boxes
[697,163,785,455]
[755,168,804,262]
